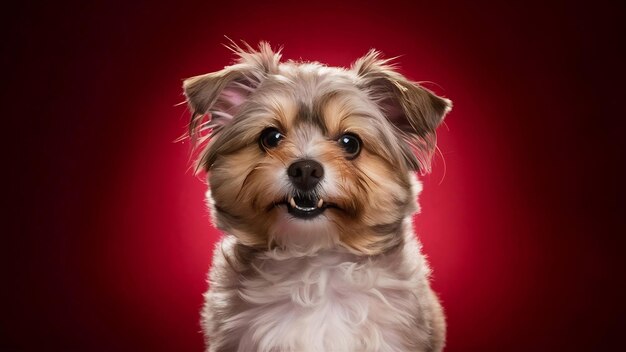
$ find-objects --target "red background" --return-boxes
[5,1,625,351]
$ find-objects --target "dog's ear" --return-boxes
[183,41,281,171]
[352,50,452,173]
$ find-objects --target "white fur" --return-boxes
[202,216,443,352]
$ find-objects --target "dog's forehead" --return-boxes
[295,101,327,133]
[265,63,370,134]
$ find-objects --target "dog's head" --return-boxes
[184,42,451,256]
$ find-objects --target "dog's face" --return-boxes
[184,42,451,255]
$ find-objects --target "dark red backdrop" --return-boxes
[5,1,625,351]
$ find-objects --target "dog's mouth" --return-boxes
[271,194,340,220]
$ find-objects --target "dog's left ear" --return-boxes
[352,50,452,173]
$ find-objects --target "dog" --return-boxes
[183,41,451,352]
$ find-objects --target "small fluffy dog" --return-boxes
[183,42,451,352]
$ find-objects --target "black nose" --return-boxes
[287,159,324,191]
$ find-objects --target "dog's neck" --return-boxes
[227,222,410,274]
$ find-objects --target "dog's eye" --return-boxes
[338,134,361,159]
[259,128,285,150]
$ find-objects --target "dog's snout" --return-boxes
[287,159,324,191]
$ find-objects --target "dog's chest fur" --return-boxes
[205,235,435,352]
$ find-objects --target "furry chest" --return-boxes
[234,255,418,351]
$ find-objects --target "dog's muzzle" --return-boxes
[284,159,328,219]
[287,159,324,191]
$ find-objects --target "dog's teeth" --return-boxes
[290,197,296,208]
[317,198,324,208]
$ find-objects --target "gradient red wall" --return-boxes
[5,1,625,351]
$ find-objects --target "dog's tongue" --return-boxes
[294,195,316,208]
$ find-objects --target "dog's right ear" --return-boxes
[183,41,281,171]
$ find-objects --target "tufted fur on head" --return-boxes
[183,41,451,352]
[185,42,450,174]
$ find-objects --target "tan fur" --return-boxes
[184,41,451,352]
